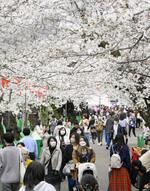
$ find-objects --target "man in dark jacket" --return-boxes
[105,115,114,149]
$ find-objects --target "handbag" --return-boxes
[45,170,61,184]
[63,160,75,176]
[19,150,26,183]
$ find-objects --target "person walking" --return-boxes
[89,116,97,144]
[105,114,114,149]
[129,112,137,137]
[72,137,96,164]
[49,116,57,135]
[112,118,119,142]
[19,161,56,191]
[0,133,20,191]
[109,134,131,191]
[41,136,62,191]
[64,133,80,191]
[118,113,128,144]
[21,128,38,160]
[96,117,104,146]
[80,114,90,143]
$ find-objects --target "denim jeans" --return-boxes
[84,132,91,142]
[106,133,112,147]
[103,128,107,144]
[68,176,76,191]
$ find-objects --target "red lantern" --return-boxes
[1,78,9,88]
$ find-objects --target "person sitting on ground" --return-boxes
[19,161,56,191]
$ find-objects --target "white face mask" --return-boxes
[80,141,86,147]
[114,121,118,125]
[70,138,75,144]
[77,129,81,134]
[82,150,87,156]
[50,141,56,148]
[60,130,66,136]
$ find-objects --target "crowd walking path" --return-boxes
[0,129,141,191]
[61,129,141,191]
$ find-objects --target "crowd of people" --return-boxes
[0,106,150,191]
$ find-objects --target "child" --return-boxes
[80,174,99,191]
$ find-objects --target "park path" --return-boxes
[61,128,141,191]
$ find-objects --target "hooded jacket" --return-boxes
[0,146,20,183]
[19,181,56,191]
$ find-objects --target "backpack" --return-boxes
[129,118,136,127]
[96,121,103,132]
[118,124,127,135]
[110,146,122,169]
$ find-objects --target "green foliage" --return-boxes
[51,104,62,120]
[39,105,49,126]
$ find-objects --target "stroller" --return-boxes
[73,162,99,191]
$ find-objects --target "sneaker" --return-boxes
[100,142,103,146]
[106,146,109,150]
[98,143,100,146]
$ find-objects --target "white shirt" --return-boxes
[19,181,56,191]
[113,124,118,139]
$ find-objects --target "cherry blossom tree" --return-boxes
[0,0,150,114]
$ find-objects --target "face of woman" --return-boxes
[77,128,82,135]
[79,138,87,147]
[70,135,76,144]
[17,144,23,149]
[49,138,57,148]
[60,128,66,136]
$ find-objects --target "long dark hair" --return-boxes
[23,161,45,191]
[81,174,99,191]
[70,132,80,145]
[114,134,125,149]
[47,136,57,147]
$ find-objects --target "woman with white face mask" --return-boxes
[40,136,62,191]
[64,133,80,191]
[58,127,67,148]
[72,137,96,164]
